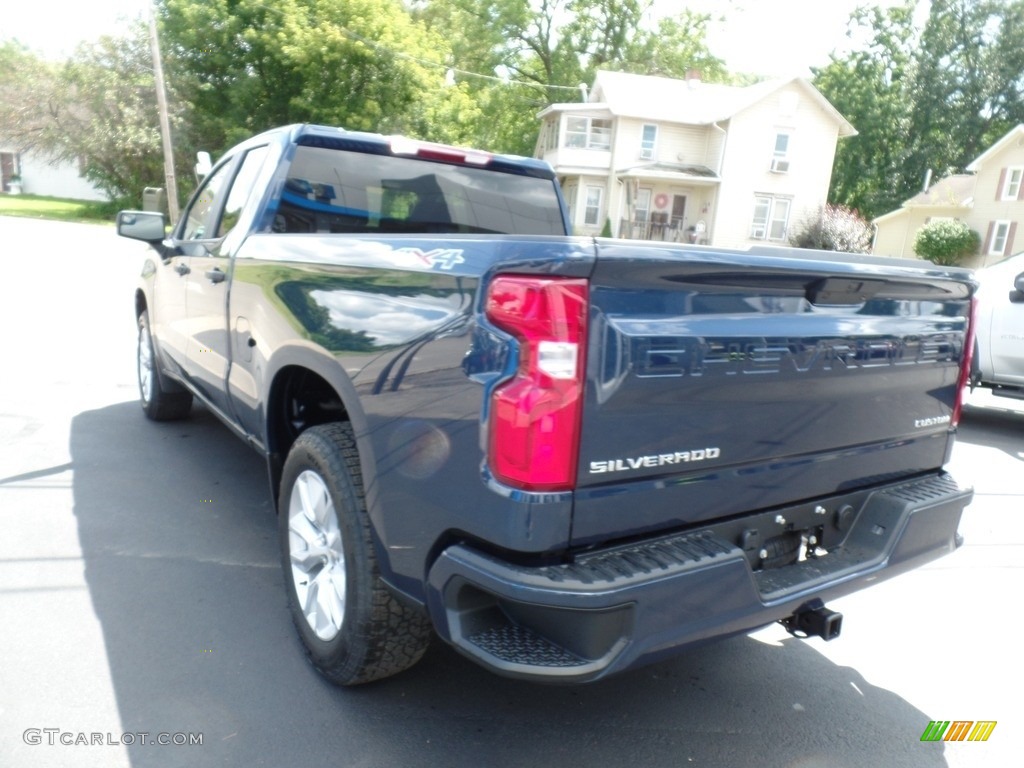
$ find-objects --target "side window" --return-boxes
[182,160,234,240]
[751,196,791,240]
[218,146,269,238]
[771,132,791,173]
[1001,167,1023,201]
[989,221,1011,256]
[640,124,657,160]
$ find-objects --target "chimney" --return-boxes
[686,69,701,89]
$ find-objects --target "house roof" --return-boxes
[903,174,975,207]
[539,70,856,137]
[872,174,975,224]
[965,124,1024,171]
[615,162,719,183]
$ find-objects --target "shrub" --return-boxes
[912,219,980,265]
[790,204,872,253]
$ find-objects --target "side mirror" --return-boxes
[117,210,167,243]
[195,151,212,180]
[1009,272,1024,303]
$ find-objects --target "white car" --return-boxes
[972,252,1024,398]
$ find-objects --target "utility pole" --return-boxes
[148,1,179,222]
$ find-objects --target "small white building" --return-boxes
[535,70,856,248]
[1,145,108,201]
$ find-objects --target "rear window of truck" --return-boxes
[268,145,566,237]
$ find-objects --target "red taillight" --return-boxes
[486,276,588,491]
[952,295,978,427]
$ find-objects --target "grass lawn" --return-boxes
[0,194,117,224]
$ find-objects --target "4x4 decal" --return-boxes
[395,247,465,270]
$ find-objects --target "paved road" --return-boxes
[1,216,1019,768]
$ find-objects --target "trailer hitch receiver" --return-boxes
[781,604,843,641]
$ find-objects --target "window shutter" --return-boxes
[983,221,995,254]
[997,168,1007,200]
[1006,222,1018,257]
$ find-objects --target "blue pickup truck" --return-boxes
[117,124,975,685]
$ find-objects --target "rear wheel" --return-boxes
[137,310,192,420]
[279,423,431,685]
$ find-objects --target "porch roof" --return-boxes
[615,162,720,185]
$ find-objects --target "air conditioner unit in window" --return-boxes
[770,158,790,173]
[640,149,654,160]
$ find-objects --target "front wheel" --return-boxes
[279,423,431,685]
[137,310,192,421]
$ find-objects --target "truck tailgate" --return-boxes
[572,242,974,546]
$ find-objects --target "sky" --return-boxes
[2,0,922,79]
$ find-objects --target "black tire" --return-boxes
[279,423,431,685]
[137,310,193,421]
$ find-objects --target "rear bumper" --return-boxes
[425,472,971,682]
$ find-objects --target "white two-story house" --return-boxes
[535,70,856,249]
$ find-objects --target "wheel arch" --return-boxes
[263,344,374,506]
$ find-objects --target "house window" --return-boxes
[1002,167,1023,200]
[770,132,791,173]
[640,124,657,160]
[751,195,791,241]
[565,117,612,150]
[990,221,1012,255]
[584,185,603,226]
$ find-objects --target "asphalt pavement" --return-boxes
[0,215,1019,768]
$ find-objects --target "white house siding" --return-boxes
[968,143,1024,267]
[606,119,719,239]
[546,147,610,171]
[0,147,108,202]
[612,119,711,168]
[22,155,107,201]
[712,85,839,251]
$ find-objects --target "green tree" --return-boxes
[812,2,917,220]
[913,219,980,265]
[0,41,58,149]
[613,11,728,82]
[159,0,480,156]
[816,0,1024,220]
[60,29,191,206]
[905,0,1024,191]
[0,30,187,207]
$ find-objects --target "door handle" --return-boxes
[205,267,226,284]
[174,262,190,276]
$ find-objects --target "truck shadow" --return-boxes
[959,401,1024,459]
[70,402,948,768]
